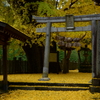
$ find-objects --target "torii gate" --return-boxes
[33,14,100,93]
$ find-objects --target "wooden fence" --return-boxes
[0,58,28,74]
[0,58,79,74]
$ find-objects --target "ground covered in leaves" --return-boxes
[0,70,100,100]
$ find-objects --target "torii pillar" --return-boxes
[38,22,51,81]
[89,20,100,93]
[33,15,75,81]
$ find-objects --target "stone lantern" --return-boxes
[78,45,92,72]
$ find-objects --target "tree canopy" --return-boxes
[0,0,100,51]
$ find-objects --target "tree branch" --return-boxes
[93,0,100,6]
[64,0,78,11]
[69,0,78,8]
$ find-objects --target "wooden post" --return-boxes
[2,44,8,91]
[38,22,51,81]
[91,20,97,78]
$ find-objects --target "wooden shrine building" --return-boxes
[0,21,31,91]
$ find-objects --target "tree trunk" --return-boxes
[22,43,44,73]
[63,50,72,73]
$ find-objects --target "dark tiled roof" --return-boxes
[0,21,31,45]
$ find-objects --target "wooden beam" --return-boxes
[33,14,100,23]
[36,25,91,33]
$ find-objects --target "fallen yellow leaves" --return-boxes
[0,70,91,83]
[0,90,100,100]
[0,70,100,100]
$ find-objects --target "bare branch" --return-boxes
[64,0,78,11]
[69,0,78,8]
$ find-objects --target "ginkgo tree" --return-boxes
[52,0,100,50]
[0,0,100,73]
[0,0,59,73]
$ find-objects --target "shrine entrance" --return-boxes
[33,14,100,93]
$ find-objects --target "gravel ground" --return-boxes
[0,70,100,100]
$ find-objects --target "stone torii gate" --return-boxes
[33,14,100,93]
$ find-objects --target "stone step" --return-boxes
[8,82,91,87]
[92,78,100,86]
[89,85,100,93]
[8,82,91,91]
[9,85,89,91]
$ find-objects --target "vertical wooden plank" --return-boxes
[39,22,51,81]
[96,21,100,77]
[2,44,8,91]
[91,20,97,78]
